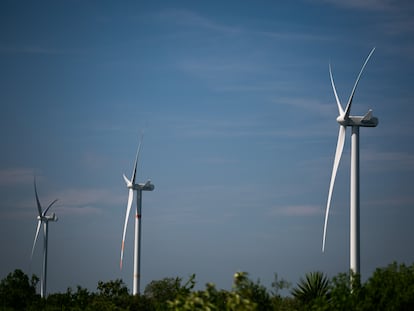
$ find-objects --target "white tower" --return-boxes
[120,137,154,295]
[322,48,378,276]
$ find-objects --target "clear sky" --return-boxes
[1,0,413,294]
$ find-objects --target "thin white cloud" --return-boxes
[157,8,334,44]
[362,150,414,171]
[255,30,333,42]
[367,195,414,208]
[316,0,394,11]
[315,0,414,36]
[270,205,322,217]
[53,188,124,210]
[0,186,124,219]
[0,44,81,55]
[0,168,35,185]
[58,205,103,216]
[156,8,240,34]
[272,97,336,117]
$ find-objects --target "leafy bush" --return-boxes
[2,262,414,310]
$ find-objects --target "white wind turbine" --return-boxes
[30,177,58,298]
[322,48,378,276]
[120,136,154,295]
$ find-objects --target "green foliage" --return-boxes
[168,272,257,311]
[86,279,129,310]
[0,269,39,310]
[144,277,182,301]
[232,272,271,310]
[362,262,414,311]
[291,271,330,307]
[325,271,362,311]
[271,273,291,297]
[144,275,195,310]
[97,279,129,298]
[2,262,414,310]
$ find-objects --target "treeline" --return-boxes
[1,262,414,310]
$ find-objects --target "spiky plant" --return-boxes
[291,271,330,305]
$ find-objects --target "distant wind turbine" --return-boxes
[120,135,154,295]
[322,48,378,276]
[31,177,58,298]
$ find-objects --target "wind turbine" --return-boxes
[322,48,378,276]
[30,177,58,298]
[120,136,154,295]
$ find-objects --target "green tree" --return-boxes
[362,262,414,311]
[144,277,183,306]
[0,269,39,310]
[96,279,129,298]
[291,271,329,308]
[89,279,130,310]
[326,271,362,311]
[270,273,295,311]
[168,272,258,311]
[232,272,272,310]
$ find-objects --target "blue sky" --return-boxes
[1,0,413,294]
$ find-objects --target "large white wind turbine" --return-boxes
[120,136,154,295]
[322,48,378,275]
[31,178,58,298]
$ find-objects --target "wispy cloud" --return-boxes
[315,0,414,36]
[367,195,414,209]
[272,97,336,117]
[0,186,124,219]
[255,30,333,42]
[362,150,414,171]
[156,8,240,34]
[54,188,123,212]
[0,44,78,55]
[178,58,263,80]
[0,168,35,185]
[316,0,395,11]
[270,205,323,217]
[157,8,333,44]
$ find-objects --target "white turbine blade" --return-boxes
[362,109,373,121]
[123,174,131,186]
[120,188,134,269]
[131,134,144,184]
[344,47,376,119]
[43,199,58,216]
[329,63,344,116]
[322,125,346,252]
[34,178,43,217]
[31,220,42,260]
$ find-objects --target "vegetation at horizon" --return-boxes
[1,261,414,310]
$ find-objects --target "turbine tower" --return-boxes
[322,48,378,276]
[31,178,58,298]
[120,136,154,295]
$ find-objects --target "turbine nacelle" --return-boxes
[141,180,155,191]
[336,110,379,127]
[37,213,58,222]
[124,174,155,191]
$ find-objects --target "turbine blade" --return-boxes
[31,220,42,260]
[120,188,134,269]
[322,125,346,252]
[344,47,376,119]
[34,177,42,217]
[123,174,131,186]
[43,199,58,216]
[329,63,344,116]
[131,134,144,184]
[362,109,373,121]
